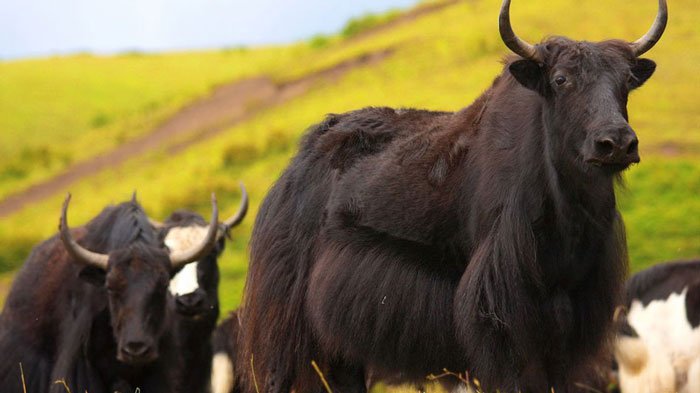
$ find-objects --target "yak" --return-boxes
[0,193,219,393]
[211,310,243,393]
[237,0,668,392]
[614,260,700,393]
[158,184,248,393]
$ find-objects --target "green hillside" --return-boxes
[1,0,698,345]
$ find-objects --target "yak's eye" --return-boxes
[554,75,567,86]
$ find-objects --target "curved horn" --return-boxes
[59,194,109,270]
[499,0,541,61]
[630,0,667,57]
[219,183,249,239]
[169,193,219,270]
[148,218,164,229]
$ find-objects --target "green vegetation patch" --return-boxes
[0,0,698,329]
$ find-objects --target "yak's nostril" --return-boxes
[626,139,639,155]
[595,139,615,156]
[124,341,150,357]
[177,293,204,309]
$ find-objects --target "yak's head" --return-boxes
[59,194,220,365]
[160,184,248,321]
[501,0,666,174]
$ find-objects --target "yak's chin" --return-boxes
[585,158,640,173]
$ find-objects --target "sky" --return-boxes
[0,0,418,59]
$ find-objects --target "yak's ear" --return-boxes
[78,265,106,286]
[509,59,545,93]
[630,58,656,90]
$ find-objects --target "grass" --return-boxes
[0,5,414,202]
[0,0,698,309]
[0,2,698,391]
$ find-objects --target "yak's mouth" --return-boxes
[175,303,209,320]
[585,157,640,172]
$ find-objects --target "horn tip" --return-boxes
[60,193,72,225]
[59,193,73,235]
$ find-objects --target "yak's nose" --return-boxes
[122,340,153,359]
[592,126,640,167]
[175,290,207,314]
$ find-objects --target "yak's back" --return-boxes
[298,106,473,246]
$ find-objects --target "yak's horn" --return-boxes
[169,193,219,270]
[219,183,249,239]
[499,0,541,62]
[148,218,164,229]
[630,0,667,56]
[59,194,109,270]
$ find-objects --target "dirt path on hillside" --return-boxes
[346,0,460,43]
[0,48,394,217]
[0,0,460,218]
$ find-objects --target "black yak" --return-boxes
[0,194,219,393]
[238,0,668,390]
[158,185,248,393]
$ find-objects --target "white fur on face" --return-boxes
[165,225,209,296]
[615,336,675,393]
[211,352,235,393]
[617,289,700,393]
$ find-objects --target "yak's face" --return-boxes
[105,246,171,365]
[59,194,222,365]
[165,224,222,320]
[509,38,656,173]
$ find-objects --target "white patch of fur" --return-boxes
[685,358,700,393]
[211,352,235,393]
[617,289,700,393]
[452,383,476,393]
[165,225,209,296]
[615,336,649,374]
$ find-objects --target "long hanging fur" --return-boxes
[238,38,645,393]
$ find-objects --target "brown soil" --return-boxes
[0,0,459,218]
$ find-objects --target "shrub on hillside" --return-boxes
[341,9,401,38]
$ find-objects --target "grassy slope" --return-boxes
[0,3,698,387]
[0,23,407,201]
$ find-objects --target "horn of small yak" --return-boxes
[59,193,110,270]
[630,0,668,56]
[148,217,164,229]
[498,0,541,62]
[169,193,219,270]
[218,182,249,239]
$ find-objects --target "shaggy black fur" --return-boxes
[625,259,700,327]
[239,36,658,393]
[0,200,180,393]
